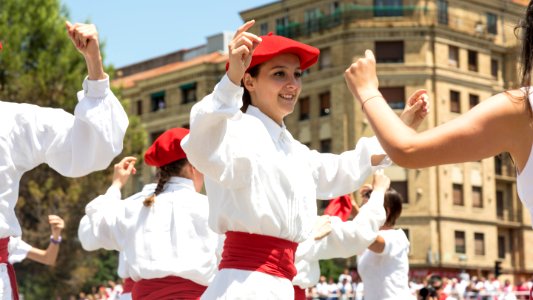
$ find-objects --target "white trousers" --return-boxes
[0,264,13,300]
[201,268,293,300]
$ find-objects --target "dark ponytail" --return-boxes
[240,64,261,113]
[515,1,533,117]
[143,159,190,207]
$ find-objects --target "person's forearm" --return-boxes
[362,94,419,167]
[84,52,106,80]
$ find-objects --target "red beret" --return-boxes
[226,33,320,72]
[144,128,189,167]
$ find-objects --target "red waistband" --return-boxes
[131,276,206,300]
[219,231,298,280]
[294,285,306,300]
[122,278,135,294]
[0,237,18,300]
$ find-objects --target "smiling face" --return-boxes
[243,53,302,125]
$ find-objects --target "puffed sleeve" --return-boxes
[301,190,386,260]
[78,185,126,252]
[181,75,252,188]
[8,236,32,264]
[310,136,391,199]
[15,76,128,177]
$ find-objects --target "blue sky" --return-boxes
[60,0,274,68]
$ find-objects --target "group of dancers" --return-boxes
[4,1,533,299]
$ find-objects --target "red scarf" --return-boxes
[0,238,18,300]
[323,194,353,221]
[293,285,306,300]
[131,276,206,300]
[219,231,298,280]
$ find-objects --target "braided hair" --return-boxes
[143,158,190,207]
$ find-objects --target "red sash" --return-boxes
[0,238,18,300]
[131,276,206,300]
[122,277,135,294]
[219,231,298,280]
[293,285,306,300]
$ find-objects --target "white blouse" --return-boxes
[182,74,388,243]
[357,229,413,300]
[78,177,219,285]
[0,76,128,238]
[293,190,386,289]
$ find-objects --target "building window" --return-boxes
[450,90,461,113]
[379,87,405,110]
[496,190,504,219]
[469,94,479,109]
[437,0,448,25]
[150,130,165,143]
[374,0,403,17]
[472,186,483,208]
[181,82,197,104]
[491,59,498,78]
[391,181,409,203]
[136,99,143,116]
[319,48,332,70]
[319,92,331,116]
[498,235,505,259]
[474,232,485,255]
[299,96,310,120]
[455,231,466,254]
[276,16,289,35]
[375,41,404,63]
[331,1,340,13]
[448,45,459,67]
[150,91,166,112]
[453,183,464,206]
[260,22,269,35]
[487,13,497,35]
[320,139,332,153]
[468,50,478,72]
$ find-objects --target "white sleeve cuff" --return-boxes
[81,75,110,99]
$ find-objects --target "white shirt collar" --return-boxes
[246,105,287,142]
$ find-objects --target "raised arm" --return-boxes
[26,215,65,266]
[301,171,389,260]
[78,157,137,251]
[344,50,527,169]
[17,23,128,177]
[181,21,262,186]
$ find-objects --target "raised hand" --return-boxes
[48,215,65,238]
[344,50,380,107]
[400,89,430,130]
[112,156,137,190]
[313,215,332,240]
[65,21,105,80]
[227,20,262,85]
[371,169,390,194]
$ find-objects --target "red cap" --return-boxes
[323,194,353,222]
[144,128,189,167]
[226,33,320,72]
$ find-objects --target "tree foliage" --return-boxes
[0,0,145,298]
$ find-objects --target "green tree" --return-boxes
[0,0,145,298]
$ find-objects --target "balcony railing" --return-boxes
[275,5,501,42]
